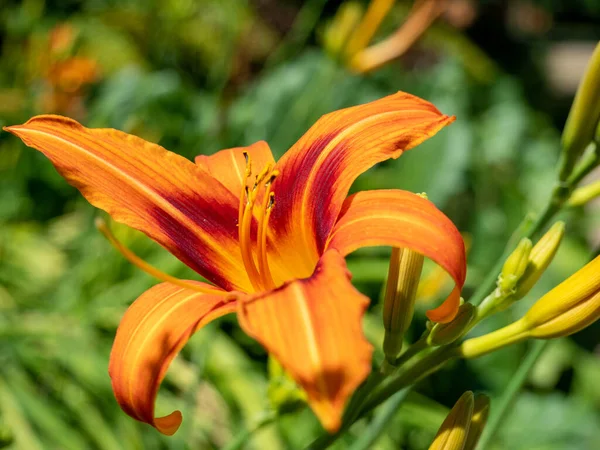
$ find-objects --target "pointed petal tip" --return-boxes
[312,403,342,433]
[154,411,183,436]
[425,287,461,323]
[238,249,373,434]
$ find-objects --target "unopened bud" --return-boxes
[522,255,600,338]
[464,395,490,450]
[514,222,565,299]
[498,238,532,293]
[383,247,424,362]
[428,303,475,346]
[322,2,364,57]
[429,391,474,450]
[568,181,600,207]
[560,42,600,180]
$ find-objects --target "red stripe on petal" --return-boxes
[4,116,252,291]
[268,92,454,279]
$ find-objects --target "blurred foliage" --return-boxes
[1,0,599,448]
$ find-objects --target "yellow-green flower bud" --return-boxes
[344,0,395,59]
[514,222,565,299]
[568,181,600,207]
[429,391,474,450]
[560,42,600,180]
[322,2,364,57]
[459,319,529,359]
[522,255,600,338]
[428,303,475,346]
[498,238,532,293]
[464,394,490,450]
[383,247,424,362]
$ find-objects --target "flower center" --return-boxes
[238,151,278,292]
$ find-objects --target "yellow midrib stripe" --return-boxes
[25,127,243,276]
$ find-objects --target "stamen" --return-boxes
[95,218,229,297]
[236,153,278,292]
[239,188,263,291]
[254,163,273,188]
[257,172,278,290]
[239,151,252,228]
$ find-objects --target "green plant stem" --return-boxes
[361,345,459,417]
[348,388,411,450]
[342,369,386,427]
[224,412,277,450]
[471,141,599,308]
[306,141,599,449]
[393,335,429,368]
[475,340,548,450]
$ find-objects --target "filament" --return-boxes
[95,218,229,297]
[257,174,278,290]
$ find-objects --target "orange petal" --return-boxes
[195,141,275,196]
[108,281,237,435]
[4,116,251,291]
[238,249,373,432]
[268,91,455,279]
[326,190,466,323]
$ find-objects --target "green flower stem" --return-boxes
[360,345,459,417]
[341,369,386,428]
[474,340,548,450]
[471,142,598,308]
[224,411,277,450]
[347,388,411,450]
[392,334,429,368]
[305,140,600,449]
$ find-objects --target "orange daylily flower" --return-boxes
[4,92,466,435]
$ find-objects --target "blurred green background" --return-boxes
[1,0,600,448]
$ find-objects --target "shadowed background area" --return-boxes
[0,0,599,448]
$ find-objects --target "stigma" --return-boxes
[238,151,278,292]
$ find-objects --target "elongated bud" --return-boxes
[459,319,529,359]
[498,238,532,293]
[462,255,600,359]
[344,0,395,58]
[464,395,490,450]
[429,391,474,450]
[560,42,600,181]
[428,303,475,346]
[568,181,600,207]
[522,255,600,338]
[514,222,565,299]
[323,2,364,57]
[383,247,424,362]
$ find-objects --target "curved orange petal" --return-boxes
[195,141,275,196]
[108,281,237,435]
[267,92,455,279]
[4,116,251,291]
[238,249,373,432]
[326,190,466,323]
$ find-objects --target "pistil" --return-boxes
[238,152,278,292]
